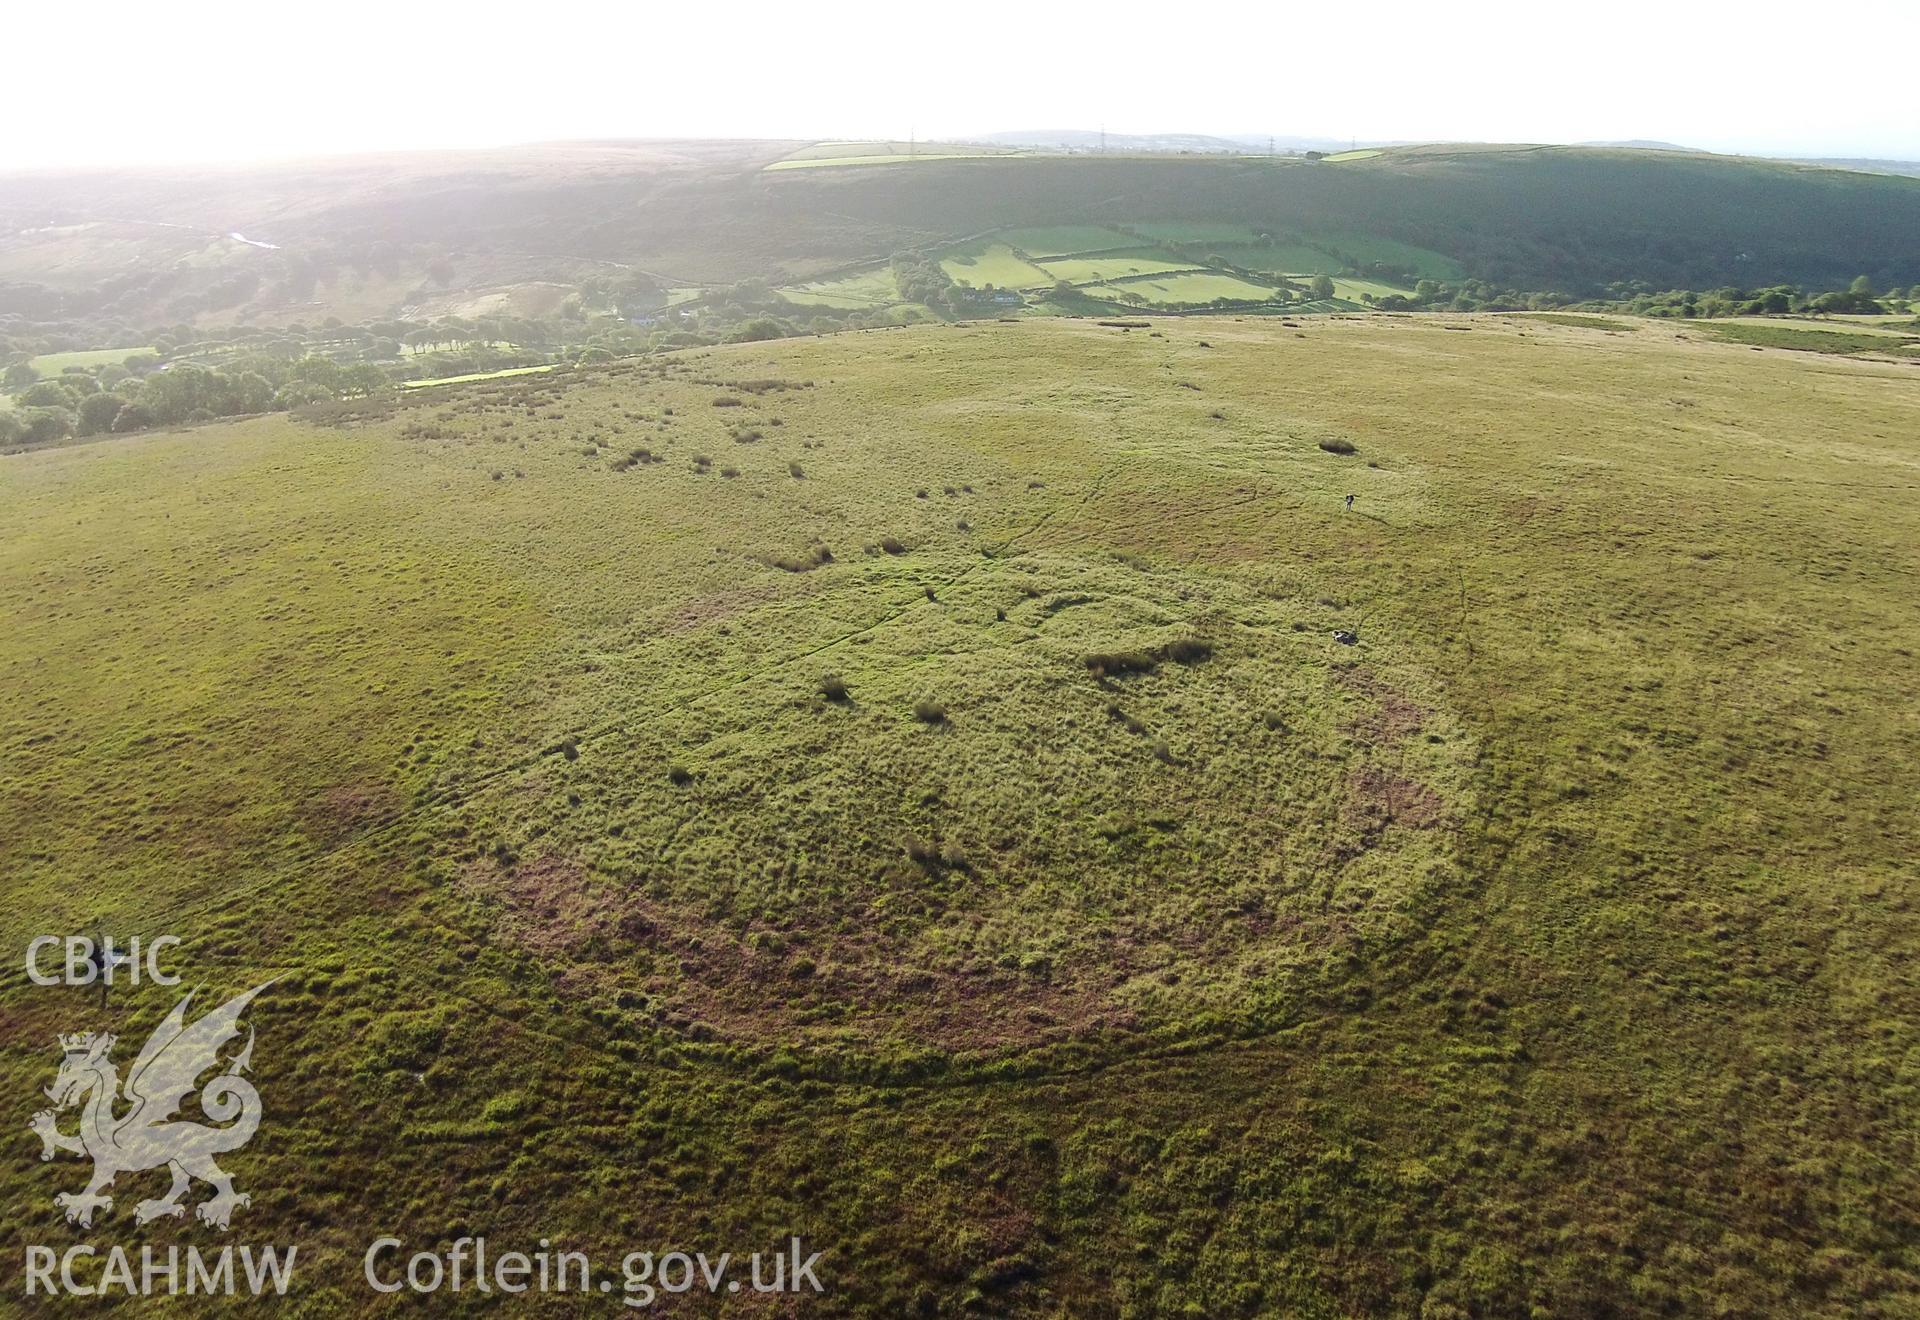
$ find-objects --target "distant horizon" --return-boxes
[4,1,1915,172]
[2,132,1917,180]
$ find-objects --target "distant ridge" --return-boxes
[977,129,1371,155]
[1793,157,1920,179]
[1576,139,1699,152]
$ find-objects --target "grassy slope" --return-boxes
[764,149,1920,293]
[2,317,1918,1315]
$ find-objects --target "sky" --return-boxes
[6,1,1917,171]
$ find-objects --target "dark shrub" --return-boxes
[1084,651,1156,680]
[1319,438,1357,455]
[913,699,948,725]
[819,673,849,703]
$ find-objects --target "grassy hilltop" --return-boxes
[2,314,1917,1314]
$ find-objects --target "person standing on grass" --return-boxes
[1345,493,1355,511]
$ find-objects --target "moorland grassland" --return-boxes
[2,314,1917,1316]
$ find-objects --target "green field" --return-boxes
[1125,223,1264,245]
[4,316,1917,1314]
[1084,271,1283,304]
[1519,312,1636,331]
[1705,322,1920,355]
[400,364,555,388]
[1303,232,1465,279]
[1329,276,1411,302]
[26,345,157,377]
[939,241,1054,290]
[1034,251,1207,283]
[998,225,1138,257]
[776,268,901,308]
[1215,243,1347,275]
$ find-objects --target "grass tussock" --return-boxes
[769,543,834,573]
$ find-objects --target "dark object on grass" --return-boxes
[1332,629,1359,646]
[667,764,693,785]
[1320,438,1358,455]
[913,698,948,725]
[819,673,849,703]
[1085,651,1157,680]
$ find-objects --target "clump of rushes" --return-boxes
[667,763,693,785]
[913,698,947,725]
[818,673,849,703]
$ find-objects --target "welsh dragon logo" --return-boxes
[29,981,273,1231]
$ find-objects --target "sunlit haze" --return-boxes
[7,0,1916,170]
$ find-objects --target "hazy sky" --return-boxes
[7,1,1917,170]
